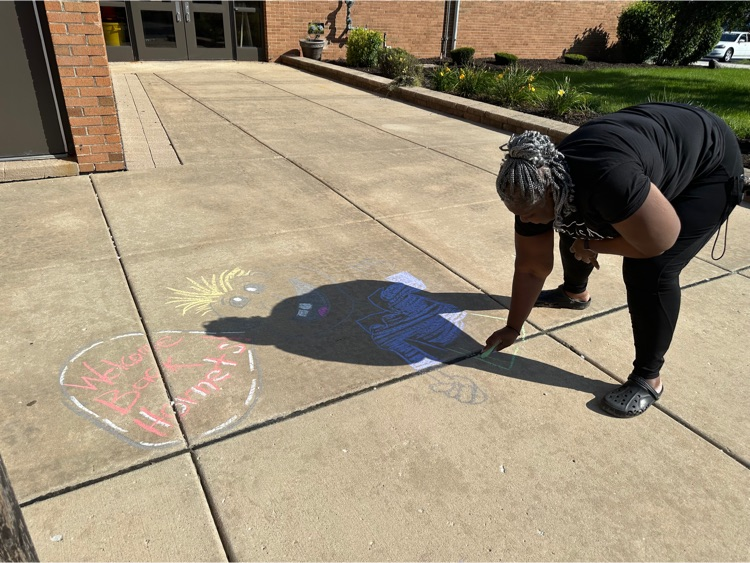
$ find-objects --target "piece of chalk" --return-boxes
[480,342,498,358]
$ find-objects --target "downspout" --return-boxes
[450,0,460,53]
[441,0,451,58]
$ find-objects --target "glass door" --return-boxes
[184,1,233,60]
[130,1,232,61]
[130,1,188,60]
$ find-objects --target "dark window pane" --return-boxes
[100,6,131,46]
[141,11,177,48]
[194,12,225,48]
[235,10,260,47]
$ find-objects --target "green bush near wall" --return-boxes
[346,27,384,68]
[449,46,475,66]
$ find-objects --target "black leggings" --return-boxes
[559,125,744,380]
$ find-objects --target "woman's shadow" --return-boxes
[202,278,613,411]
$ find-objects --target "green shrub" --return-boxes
[616,1,671,63]
[346,27,384,68]
[564,53,588,65]
[379,47,423,86]
[494,52,518,65]
[449,46,475,66]
[487,63,538,107]
[536,76,592,117]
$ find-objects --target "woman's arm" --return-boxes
[595,182,681,258]
[483,229,554,353]
[571,182,681,261]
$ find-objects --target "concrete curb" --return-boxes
[279,55,578,144]
[280,55,750,196]
[1,158,79,184]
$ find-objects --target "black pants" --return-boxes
[559,124,744,380]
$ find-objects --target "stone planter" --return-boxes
[299,39,325,60]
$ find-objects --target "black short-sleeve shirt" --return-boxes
[515,103,728,238]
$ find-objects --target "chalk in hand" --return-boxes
[480,342,498,358]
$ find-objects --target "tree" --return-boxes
[657,1,750,65]
[617,1,750,66]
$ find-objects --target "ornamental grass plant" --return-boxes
[486,63,539,107]
[378,47,423,86]
[535,76,593,118]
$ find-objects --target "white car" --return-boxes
[708,31,750,62]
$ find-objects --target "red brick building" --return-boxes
[2,0,629,181]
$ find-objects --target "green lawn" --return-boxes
[536,66,750,138]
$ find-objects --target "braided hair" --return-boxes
[496,130,575,230]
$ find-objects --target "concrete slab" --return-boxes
[254,78,383,100]
[109,60,250,75]
[309,96,453,120]
[0,176,114,273]
[553,274,750,461]
[91,160,369,257]
[233,114,420,158]
[157,74,298,101]
[380,201,730,331]
[0,260,184,502]
[201,97,356,127]
[150,120,277,164]
[23,454,226,562]
[697,202,750,272]
[196,335,750,561]
[121,222,516,445]
[293,148,496,217]
[431,140,509,174]
[236,65,359,85]
[129,72,195,101]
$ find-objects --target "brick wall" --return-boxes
[265,0,630,62]
[43,0,124,173]
[457,0,632,60]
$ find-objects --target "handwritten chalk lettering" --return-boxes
[65,343,152,390]
[133,406,174,437]
[61,331,261,448]
[94,388,140,415]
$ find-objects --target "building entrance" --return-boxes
[101,1,264,62]
[130,1,231,60]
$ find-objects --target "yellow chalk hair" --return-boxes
[166,268,251,316]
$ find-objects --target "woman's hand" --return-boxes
[570,239,600,269]
[481,326,520,356]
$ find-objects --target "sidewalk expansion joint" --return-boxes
[545,326,750,472]
[233,69,501,176]
[153,74,502,308]
[86,176,235,561]
[19,348,481,509]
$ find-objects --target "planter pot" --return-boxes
[299,39,325,60]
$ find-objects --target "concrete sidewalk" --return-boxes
[1,61,748,561]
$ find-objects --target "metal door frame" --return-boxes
[0,1,68,160]
[130,1,189,61]
[130,1,233,61]
[184,1,233,60]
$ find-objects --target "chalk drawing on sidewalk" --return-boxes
[166,267,352,330]
[426,370,488,404]
[60,331,260,448]
[355,271,468,371]
[166,268,261,316]
[167,267,521,406]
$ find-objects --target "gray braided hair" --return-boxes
[496,130,575,229]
